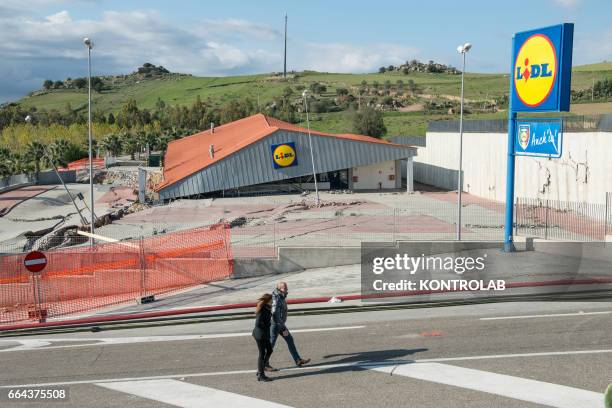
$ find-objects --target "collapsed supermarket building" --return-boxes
[155,113,417,199]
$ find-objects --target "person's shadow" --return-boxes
[274,348,427,380]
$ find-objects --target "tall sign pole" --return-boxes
[283,13,288,78]
[503,23,573,252]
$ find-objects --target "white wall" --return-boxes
[414,131,612,205]
[351,160,398,190]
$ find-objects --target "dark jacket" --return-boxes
[252,305,272,340]
[271,288,288,331]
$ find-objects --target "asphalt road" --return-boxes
[0,301,611,408]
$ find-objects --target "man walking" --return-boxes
[266,281,310,369]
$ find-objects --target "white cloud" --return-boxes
[0,9,284,100]
[551,0,580,8]
[0,7,417,101]
[574,28,612,65]
[301,43,419,73]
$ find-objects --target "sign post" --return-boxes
[503,23,573,252]
[24,251,48,322]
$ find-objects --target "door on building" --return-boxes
[329,170,348,190]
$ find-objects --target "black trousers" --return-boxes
[255,336,273,374]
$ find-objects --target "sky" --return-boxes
[0,0,611,102]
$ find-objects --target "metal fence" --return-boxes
[515,195,611,241]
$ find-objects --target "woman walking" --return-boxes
[253,293,274,382]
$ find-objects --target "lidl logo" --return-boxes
[514,34,557,107]
[271,142,298,169]
[510,23,573,112]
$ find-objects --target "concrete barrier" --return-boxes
[233,246,362,278]
[37,170,77,185]
[233,241,505,278]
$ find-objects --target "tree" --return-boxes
[121,131,138,160]
[24,141,47,174]
[220,98,254,124]
[101,133,123,157]
[282,86,294,98]
[352,107,386,138]
[309,82,326,94]
[53,80,64,89]
[43,80,53,90]
[119,98,140,129]
[0,148,12,176]
[48,138,84,168]
[336,87,349,97]
[91,77,104,93]
[378,66,386,73]
[72,77,87,89]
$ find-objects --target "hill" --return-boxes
[11,62,612,137]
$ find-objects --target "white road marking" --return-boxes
[97,379,292,408]
[372,362,603,408]
[418,348,612,363]
[2,348,611,389]
[480,310,612,321]
[0,325,365,353]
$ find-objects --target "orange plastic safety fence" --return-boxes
[0,223,232,326]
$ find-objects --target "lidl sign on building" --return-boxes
[271,142,298,169]
[511,23,573,112]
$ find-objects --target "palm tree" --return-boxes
[0,148,12,177]
[24,141,47,175]
[101,133,122,157]
[135,129,147,159]
[49,138,71,168]
[120,131,138,160]
[144,130,160,153]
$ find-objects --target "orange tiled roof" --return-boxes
[156,113,402,191]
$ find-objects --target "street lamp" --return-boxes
[456,42,471,241]
[83,37,95,241]
[302,90,320,205]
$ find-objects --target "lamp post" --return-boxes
[302,90,320,205]
[83,37,95,241]
[456,42,471,241]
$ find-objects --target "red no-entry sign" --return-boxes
[24,251,47,273]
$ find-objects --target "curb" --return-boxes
[1,276,611,332]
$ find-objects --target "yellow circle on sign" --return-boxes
[273,144,296,167]
[514,34,557,107]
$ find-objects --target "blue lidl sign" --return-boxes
[515,120,563,158]
[504,23,574,252]
[511,24,574,112]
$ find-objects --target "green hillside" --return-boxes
[18,64,610,112]
[12,62,612,137]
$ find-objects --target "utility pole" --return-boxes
[283,13,287,78]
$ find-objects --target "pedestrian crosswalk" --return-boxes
[86,362,604,408]
[372,362,603,408]
[96,379,292,408]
